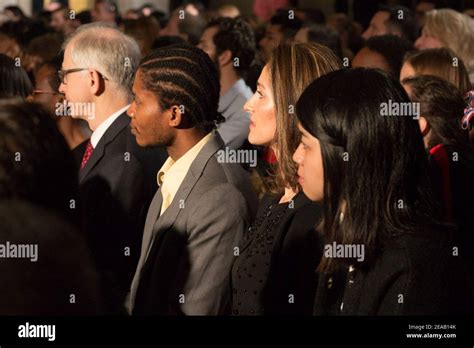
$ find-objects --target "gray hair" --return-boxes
[63,23,141,96]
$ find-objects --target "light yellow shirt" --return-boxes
[157,132,213,215]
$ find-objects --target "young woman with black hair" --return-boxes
[293,68,472,315]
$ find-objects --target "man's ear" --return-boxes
[418,116,430,137]
[168,105,184,127]
[218,49,233,67]
[89,69,104,96]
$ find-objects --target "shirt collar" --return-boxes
[157,132,213,187]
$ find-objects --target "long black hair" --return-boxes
[296,68,443,272]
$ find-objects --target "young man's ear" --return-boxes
[168,105,184,127]
[218,49,233,67]
[418,116,430,137]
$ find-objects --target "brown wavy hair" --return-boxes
[268,43,341,192]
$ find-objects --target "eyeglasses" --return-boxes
[58,68,109,84]
[32,89,61,96]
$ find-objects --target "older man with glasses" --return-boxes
[59,22,167,314]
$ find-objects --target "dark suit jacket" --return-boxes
[129,132,258,315]
[73,112,167,314]
[262,193,323,315]
[313,227,474,315]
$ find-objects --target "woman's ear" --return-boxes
[418,116,430,137]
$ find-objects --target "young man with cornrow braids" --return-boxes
[127,43,258,315]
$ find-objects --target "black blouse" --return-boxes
[231,191,323,315]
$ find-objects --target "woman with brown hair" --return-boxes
[230,43,341,315]
[400,47,472,94]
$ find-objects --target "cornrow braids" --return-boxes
[139,43,224,133]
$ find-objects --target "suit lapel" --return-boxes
[139,186,163,268]
[79,112,130,183]
[130,132,224,311]
[143,132,224,261]
[141,133,224,259]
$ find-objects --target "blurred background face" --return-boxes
[197,26,219,64]
[50,9,66,32]
[399,61,416,81]
[415,28,442,49]
[415,1,436,26]
[259,24,283,62]
[160,11,179,36]
[352,47,390,72]
[244,65,276,146]
[293,125,324,202]
[92,2,115,23]
[33,65,62,117]
[293,27,308,43]
[127,69,172,147]
[362,11,390,39]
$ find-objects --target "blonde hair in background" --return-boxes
[268,43,342,192]
[423,9,474,76]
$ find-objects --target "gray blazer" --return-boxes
[128,132,257,315]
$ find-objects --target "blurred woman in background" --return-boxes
[402,75,474,288]
[415,9,474,84]
[400,48,472,94]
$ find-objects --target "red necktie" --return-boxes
[80,140,94,170]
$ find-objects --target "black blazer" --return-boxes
[263,193,323,315]
[73,112,167,314]
[313,227,474,315]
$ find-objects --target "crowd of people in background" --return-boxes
[0,0,473,316]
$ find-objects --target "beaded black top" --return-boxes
[230,195,292,315]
